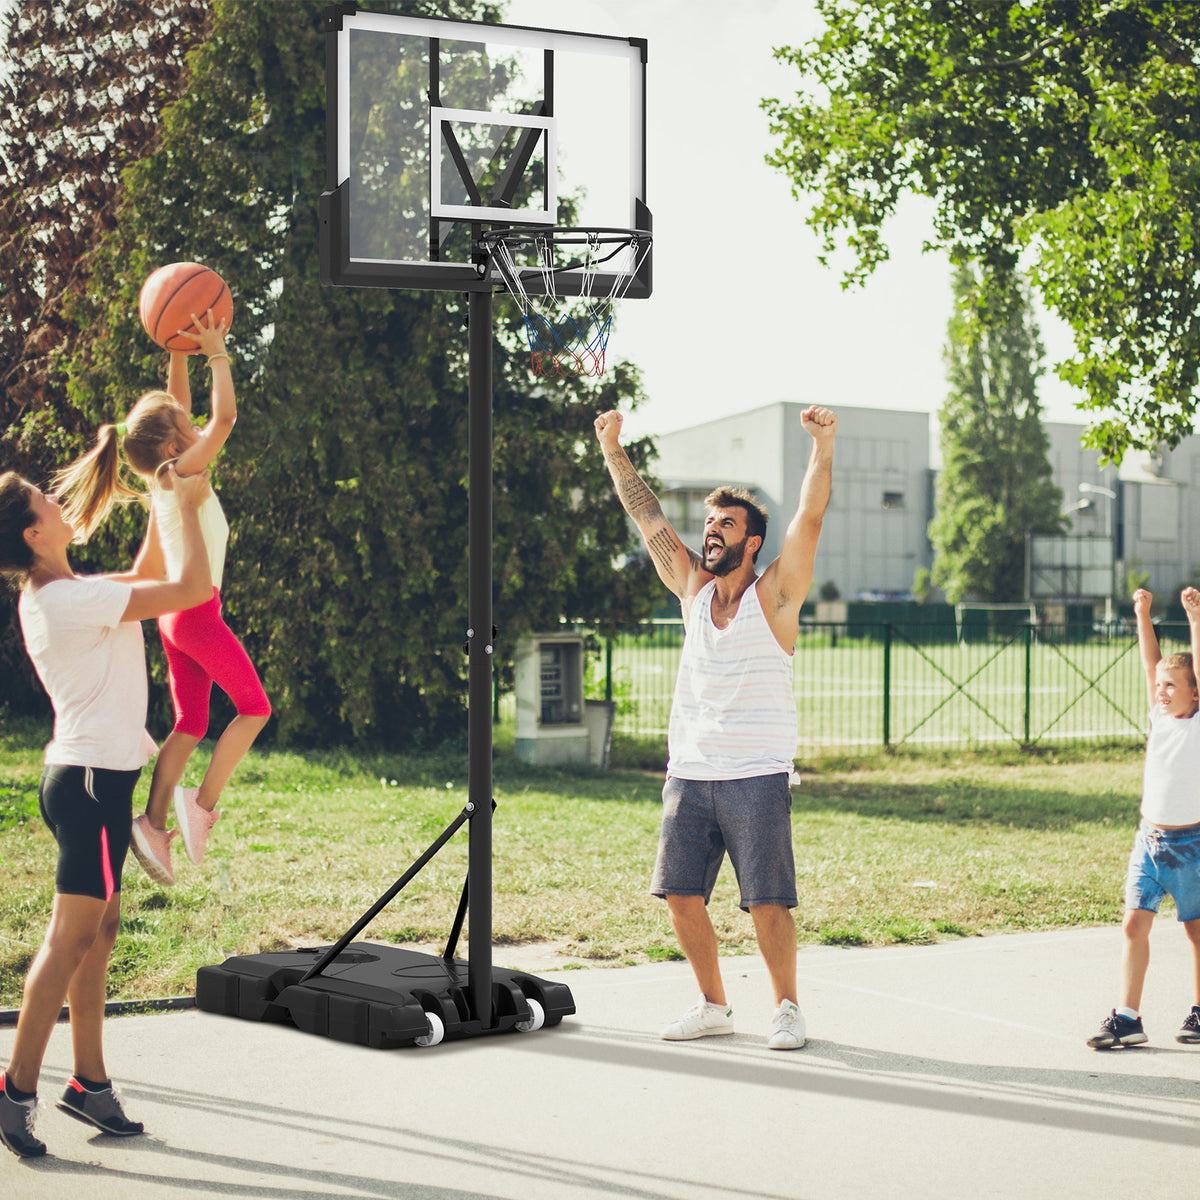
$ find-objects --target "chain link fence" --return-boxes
[583,618,1183,753]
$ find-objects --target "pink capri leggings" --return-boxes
[158,588,271,739]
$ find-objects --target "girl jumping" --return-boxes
[53,311,270,887]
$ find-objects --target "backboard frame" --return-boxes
[319,4,652,298]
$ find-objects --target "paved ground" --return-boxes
[3,924,1200,1199]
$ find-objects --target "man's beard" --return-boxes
[705,536,747,577]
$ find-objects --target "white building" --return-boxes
[1046,422,1199,600]
[651,402,1200,601]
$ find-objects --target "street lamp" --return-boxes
[1078,482,1117,537]
[1077,482,1119,619]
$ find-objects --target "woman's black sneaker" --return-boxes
[56,1077,144,1136]
[0,1071,45,1158]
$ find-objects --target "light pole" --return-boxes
[1078,482,1119,619]
[1078,482,1116,536]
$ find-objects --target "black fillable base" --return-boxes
[196,943,575,1049]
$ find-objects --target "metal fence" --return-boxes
[586,618,1185,752]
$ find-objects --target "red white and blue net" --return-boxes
[483,228,651,378]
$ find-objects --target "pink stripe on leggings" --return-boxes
[100,826,114,902]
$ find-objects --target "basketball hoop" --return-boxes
[479,227,651,378]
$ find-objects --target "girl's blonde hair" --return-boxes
[53,390,186,542]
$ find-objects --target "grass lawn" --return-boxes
[0,715,1147,1007]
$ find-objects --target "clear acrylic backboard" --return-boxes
[320,5,651,298]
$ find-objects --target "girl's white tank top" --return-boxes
[152,473,229,591]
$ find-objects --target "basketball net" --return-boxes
[486,231,651,378]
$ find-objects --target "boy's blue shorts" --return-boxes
[1124,822,1200,922]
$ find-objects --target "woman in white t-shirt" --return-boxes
[0,467,210,1159]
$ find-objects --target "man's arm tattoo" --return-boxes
[611,455,661,520]
[647,527,687,575]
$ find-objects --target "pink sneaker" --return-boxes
[130,815,176,886]
[173,786,220,865]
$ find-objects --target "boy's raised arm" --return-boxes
[1182,586,1200,675]
[1133,588,1159,710]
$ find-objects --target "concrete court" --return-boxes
[3,924,1199,1200]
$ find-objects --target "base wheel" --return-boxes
[414,1011,445,1047]
[515,997,545,1033]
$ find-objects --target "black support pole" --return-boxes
[467,287,494,1028]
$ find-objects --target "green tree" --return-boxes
[928,267,1063,603]
[8,0,658,745]
[0,0,210,710]
[910,566,932,605]
[762,0,1200,463]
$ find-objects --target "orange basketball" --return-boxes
[138,262,233,352]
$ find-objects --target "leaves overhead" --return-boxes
[0,0,211,706]
[762,0,1200,462]
[0,0,210,481]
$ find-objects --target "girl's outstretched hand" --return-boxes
[187,309,229,360]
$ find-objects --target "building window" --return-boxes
[662,489,711,534]
[882,491,905,510]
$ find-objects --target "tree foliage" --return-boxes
[2,0,659,745]
[762,0,1200,462]
[0,0,210,706]
[928,267,1063,603]
[0,0,209,474]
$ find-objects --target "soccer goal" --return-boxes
[954,602,1037,645]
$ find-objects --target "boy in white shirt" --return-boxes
[1088,587,1200,1049]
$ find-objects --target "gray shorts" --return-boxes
[651,773,797,911]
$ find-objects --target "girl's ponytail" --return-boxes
[52,424,142,543]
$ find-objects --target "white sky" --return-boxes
[505,0,1087,444]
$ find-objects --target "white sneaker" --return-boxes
[173,786,220,866]
[130,814,176,886]
[767,999,806,1050]
[660,994,735,1041]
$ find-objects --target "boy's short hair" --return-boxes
[1160,651,1197,688]
[704,486,768,562]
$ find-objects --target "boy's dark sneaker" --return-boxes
[56,1077,144,1136]
[1177,1006,1200,1044]
[0,1072,45,1158]
[1087,1010,1148,1050]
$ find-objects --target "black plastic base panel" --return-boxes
[195,943,575,1049]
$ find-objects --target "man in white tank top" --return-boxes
[596,404,836,1050]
